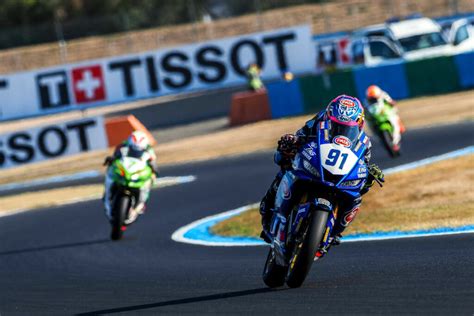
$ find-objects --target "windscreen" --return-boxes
[328,121,360,144]
[399,32,447,52]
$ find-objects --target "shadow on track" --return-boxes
[0,239,110,256]
[77,287,286,315]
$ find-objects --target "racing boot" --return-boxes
[124,209,139,225]
[259,186,277,237]
[259,200,273,244]
[314,234,341,261]
[331,234,342,246]
[135,182,152,215]
[398,117,406,134]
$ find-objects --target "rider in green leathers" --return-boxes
[103,131,159,223]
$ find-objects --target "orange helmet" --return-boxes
[366,85,382,101]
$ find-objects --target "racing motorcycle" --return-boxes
[261,122,381,288]
[367,99,402,157]
[104,156,153,240]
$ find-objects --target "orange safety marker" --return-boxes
[105,115,156,147]
[229,90,271,126]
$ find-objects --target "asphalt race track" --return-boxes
[0,121,473,315]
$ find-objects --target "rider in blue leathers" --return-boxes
[259,95,384,250]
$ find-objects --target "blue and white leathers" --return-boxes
[271,120,369,256]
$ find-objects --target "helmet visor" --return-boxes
[329,121,360,144]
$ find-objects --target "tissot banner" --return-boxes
[0,117,108,168]
[0,25,315,120]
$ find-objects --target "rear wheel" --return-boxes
[111,195,130,241]
[262,248,287,288]
[285,210,329,288]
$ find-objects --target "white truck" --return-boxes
[448,17,474,53]
[352,17,454,66]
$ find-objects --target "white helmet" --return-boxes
[128,131,149,151]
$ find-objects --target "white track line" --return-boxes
[0,170,102,193]
[0,175,196,219]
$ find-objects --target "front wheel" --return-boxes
[285,210,329,288]
[110,195,130,241]
[262,249,287,288]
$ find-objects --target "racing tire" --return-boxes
[262,248,287,288]
[285,210,329,288]
[110,195,129,241]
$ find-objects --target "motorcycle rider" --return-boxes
[103,130,159,223]
[259,95,384,254]
[366,85,406,149]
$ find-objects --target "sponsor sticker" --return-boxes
[340,98,355,108]
[358,166,367,178]
[342,207,359,227]
[333,135,351,148]
[338,98,357,118]
[317,198,332,208]
[281,177,292,200]
[302,150,313,161]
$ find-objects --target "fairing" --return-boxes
[292,120,368,198]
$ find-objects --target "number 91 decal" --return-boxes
[320,144,358,175]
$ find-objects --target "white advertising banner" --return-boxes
[0,25,315,120]
[0,116,108,169]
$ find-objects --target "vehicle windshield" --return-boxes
[127,148,144,159]
[398,32,447,52]
[328,121,360,144]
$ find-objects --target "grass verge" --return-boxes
[211,154,474,237]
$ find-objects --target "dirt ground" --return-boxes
[212,154,474,236]
[1,90,473,188]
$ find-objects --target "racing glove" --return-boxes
[277,134,299,158]
[367,164,385,188]
[103,156,114,166]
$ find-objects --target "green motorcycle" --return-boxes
[104,156,153,240]
[367,99,401,157]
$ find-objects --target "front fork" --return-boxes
[318,205,338,251]
[269,198,338,264]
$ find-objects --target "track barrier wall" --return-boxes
[266,79,304,118]
[352,61,409,101]
[454,51,474,89]
[265,54,474,121]
[405,56,460,97]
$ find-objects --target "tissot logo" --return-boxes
[72,65,106,103]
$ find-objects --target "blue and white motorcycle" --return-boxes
[262,121,380,288]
